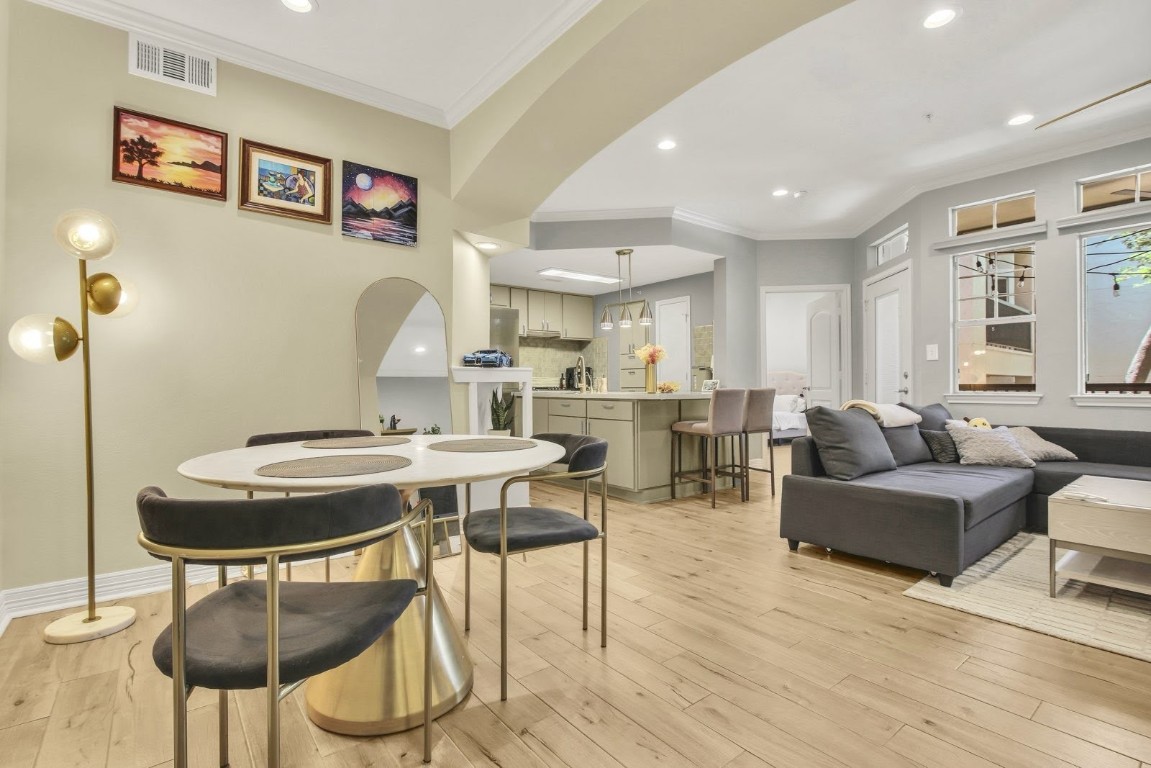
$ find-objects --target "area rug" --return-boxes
[904,533,1151,662]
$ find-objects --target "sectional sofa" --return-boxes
[779,405,1151,586]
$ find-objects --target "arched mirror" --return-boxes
[355,278,451,435]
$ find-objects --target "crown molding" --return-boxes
[532,207,677,223]
[671,208,759,239]
[444,0,601,127]
[26,0,448,127]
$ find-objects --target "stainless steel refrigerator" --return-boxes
[490,306,520,365]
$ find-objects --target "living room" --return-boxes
[3,1,1151,767]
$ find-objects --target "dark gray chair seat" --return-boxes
[464,507,599,554]
[153,579,416,690]
[1032,461,1151,496]
[850,463,1034,530]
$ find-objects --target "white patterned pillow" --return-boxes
[945,424,1035,468]
[1007,427,1077,461]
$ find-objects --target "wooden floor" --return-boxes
[4,446,1151,767]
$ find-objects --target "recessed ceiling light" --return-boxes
[475,242,499,251]
[281,0,317,12]
[923,9,956,28]
[657,139,677,151]
[772,188,789,197]
[1007,113,1034,126]
[538,268,621,284]
[792,190,808,199]
[413,345,427,354]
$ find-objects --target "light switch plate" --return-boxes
[925,344,939,361]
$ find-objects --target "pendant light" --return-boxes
[598,248,652,330]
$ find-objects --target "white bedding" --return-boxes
[773,410,808,432]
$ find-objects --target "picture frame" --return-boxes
[702,379,720,391]
[239,139,332,223]
[340,160,418,246]
[113,107,227,200]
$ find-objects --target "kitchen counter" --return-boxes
[517,389,712,401]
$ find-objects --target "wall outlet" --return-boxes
[925,344,939,361]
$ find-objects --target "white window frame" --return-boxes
[870,224,909,267]
[950,190,1036,237]
[1077,162,1151,214]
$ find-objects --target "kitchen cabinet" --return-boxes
[490,285,510,307]
[561,294,594,340]
[509,288,528,335]
[619,367,645,391]
[527,290,563,334]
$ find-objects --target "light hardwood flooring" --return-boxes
[4,446,1151,767]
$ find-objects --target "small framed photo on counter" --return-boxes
[702,380,720,391]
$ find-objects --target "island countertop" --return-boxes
[517,390,712,401]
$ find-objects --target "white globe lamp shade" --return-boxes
[108,280,139,318]
[54,209,118,261]
[8,314,80,363]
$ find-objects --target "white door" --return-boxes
[805,293,842,408]
[654,297,691,392]
[864,266,913,404]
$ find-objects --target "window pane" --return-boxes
[1141,171,1151,203]
[996,195,1036,227]
[957,323,1036,391]
[1082,174,1138,212]
[1084,228,1151,391]
[955,203,993,235]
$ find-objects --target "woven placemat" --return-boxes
[301,436,411,449]
[427,438,536,452]
[256,455,411,478]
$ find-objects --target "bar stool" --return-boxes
[670,388,748,508]
[741,388,777,500]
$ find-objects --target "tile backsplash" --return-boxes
[519,336,607,386]
[693,325,713,367]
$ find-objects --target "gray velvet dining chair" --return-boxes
[461,433,608,701]
[136,483,435,768]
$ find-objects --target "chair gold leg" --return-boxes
[582,540,589,631]
[266,555,281,768]
[324,557,330,583]
[172,557,188,768]
[500,546,508,701]
[423,500,434,764]
[464,484,471,632]
[216,567,229,768]
[600,481,608,649]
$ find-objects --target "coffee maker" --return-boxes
[563,365,593,390]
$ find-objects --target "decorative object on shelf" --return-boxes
[341,160,418,246]
[489,389,514,436]
[657,381,681,393]
[113,107,227,200]
[239,138,332,223]
[598,248,653,331]
[7,209,138,644]
[635,343,666,394]
[422,424,442,435]
[462,349,512,367]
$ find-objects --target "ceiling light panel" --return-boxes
[1007,114,1034,126]
[537,268,620,284]
[923,9,956,28]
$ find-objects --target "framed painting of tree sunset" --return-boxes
[112,107,227,200]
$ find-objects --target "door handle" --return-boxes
[897,387,910,394]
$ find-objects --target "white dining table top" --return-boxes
[177,434,565,493]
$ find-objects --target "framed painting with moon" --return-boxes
[239,139,332,223]
[341,160,418,246]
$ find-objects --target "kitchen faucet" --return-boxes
[575,354,586,392]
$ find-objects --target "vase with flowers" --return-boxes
[634,343,667,394]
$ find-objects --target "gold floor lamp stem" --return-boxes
[78,259,98,624]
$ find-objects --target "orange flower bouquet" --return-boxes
[635,343,666,365]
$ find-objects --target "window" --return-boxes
[1079,164,1151,213]
[871,224,909,266]
[1082,224,1151,393]
[954,244,1036,391]
[952,192,1036,236]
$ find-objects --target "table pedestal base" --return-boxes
[305,525,473,735]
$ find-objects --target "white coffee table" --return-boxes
[1048,475,1151,598]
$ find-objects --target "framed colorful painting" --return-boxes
[113,107,227,200]
[239,139,332,223]
[341,161,418,246]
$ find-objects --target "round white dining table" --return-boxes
[177,434,565,736]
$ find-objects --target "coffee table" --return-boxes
[1048,475,1151,598]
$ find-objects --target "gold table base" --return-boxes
[305,525,473,735]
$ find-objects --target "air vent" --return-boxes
[129,33,216,96]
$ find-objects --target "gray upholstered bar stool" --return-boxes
[741,388,777,500]
[670,388,749,508]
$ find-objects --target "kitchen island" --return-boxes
[515,390,731,502]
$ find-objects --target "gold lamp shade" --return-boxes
[54,209,118,261]
[8,314,80,363]
[86,273,123,315]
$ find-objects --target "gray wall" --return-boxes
[376,377,452,435]
[853,136,1151,429]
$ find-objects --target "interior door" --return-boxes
[805,293,842,408]
[864,267,913,404]
[655,297,691,392]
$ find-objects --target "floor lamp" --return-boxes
[8,209,138,644]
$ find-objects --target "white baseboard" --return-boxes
[0,555,349,638]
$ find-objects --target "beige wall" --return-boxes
[0,0,9,593]
[0,3,462,589]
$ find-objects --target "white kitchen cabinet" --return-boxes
[509,288,528,335]
[561,294,594,340]
[527,290,563,334]
[490,285,510,307]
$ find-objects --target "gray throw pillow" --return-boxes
[899,402,953,431]
[806,406,897,480]
[1007,426,1077,461]
[945,424,1035,468]
[881,425,933,466]
[920,430,959,463]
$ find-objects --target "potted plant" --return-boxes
[489,390,514,436]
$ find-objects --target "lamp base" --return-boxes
[43,605,136,644]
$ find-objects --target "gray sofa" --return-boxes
[780,414,1151,587]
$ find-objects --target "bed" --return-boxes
[764,370,808,442]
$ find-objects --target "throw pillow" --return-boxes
[920,430,959,463]
[945,424,1035,468]
[1007,426,1078,461]
[881,425,933,466]
[899,402,953,431]
[806,406,897,480]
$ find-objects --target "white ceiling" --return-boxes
[33,0,598,126]
[489,245,721,295]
